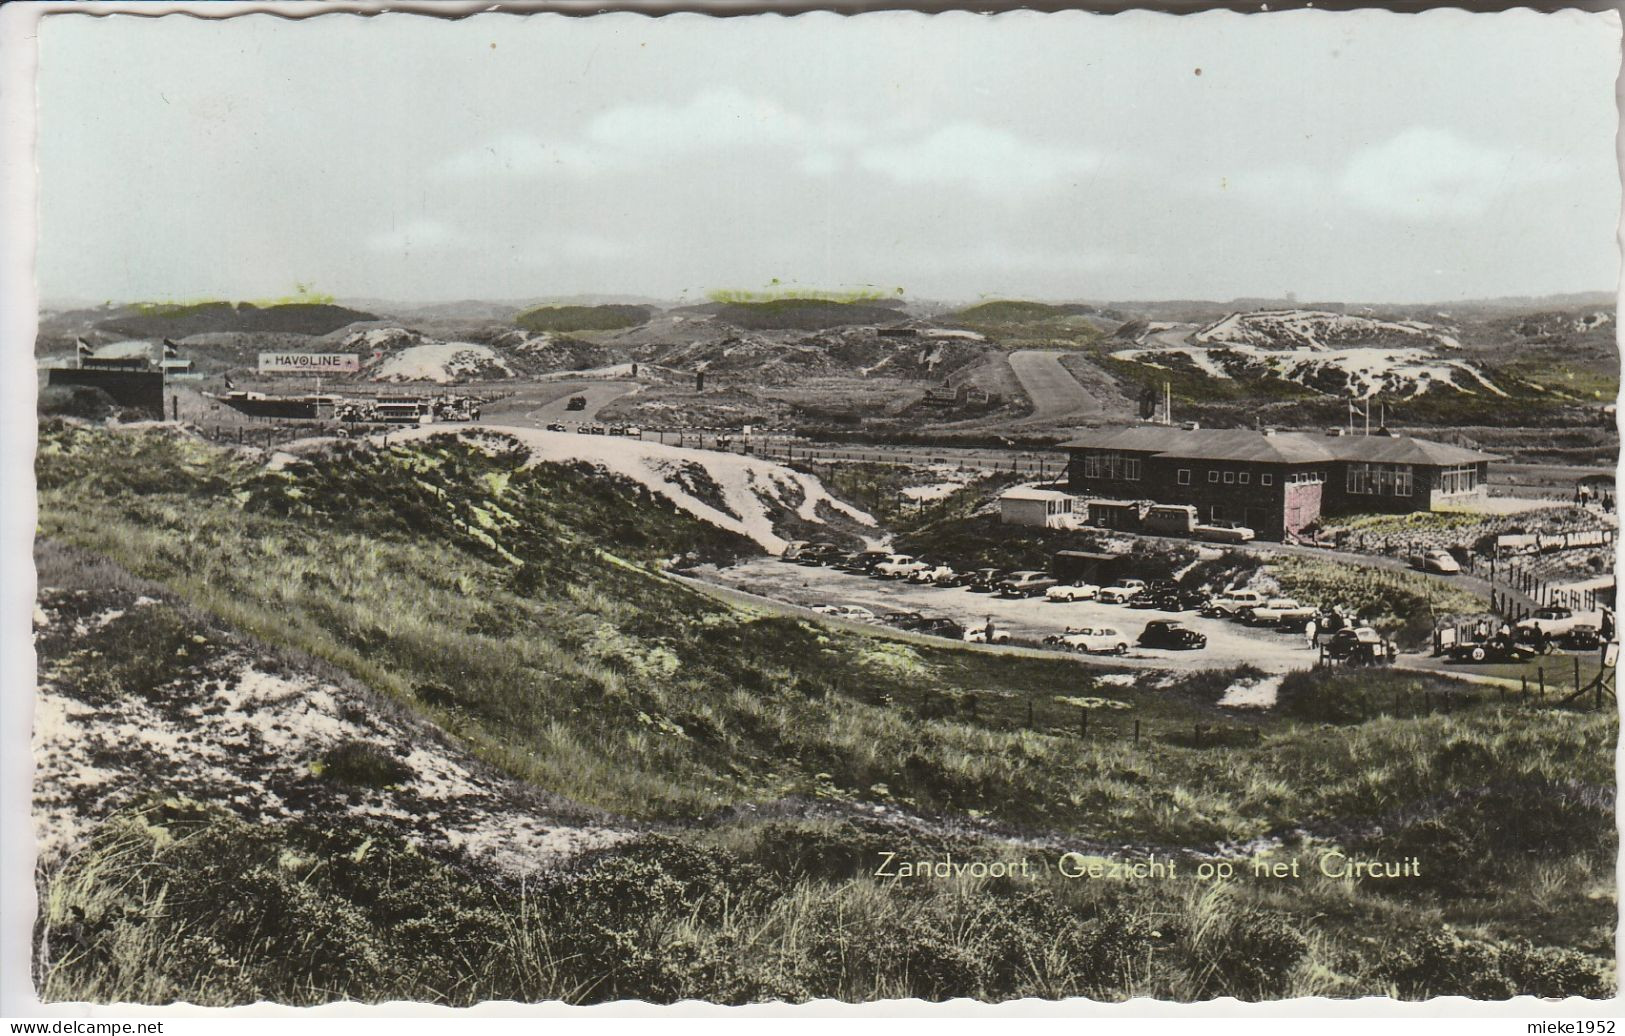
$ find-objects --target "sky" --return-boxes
[34,8,1624,306]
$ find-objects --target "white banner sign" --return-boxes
[258,352,360,373]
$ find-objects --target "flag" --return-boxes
[223,374,235,391]
[76,337,93,357]
[162,337,179,358]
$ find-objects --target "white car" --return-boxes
[909,564,957,585]
[1098,579,1147,604]
[963,626,1012,644]
[1046,581,1102,602]
[1517,607,1582,639]
[1246,599,1317,627]
[874,554,930,580]
[1204,589,1268,619]
[813,604,879,623]
[1058,627,1130,654]
[1196,520,1257,544]
[1410,549,1461,575]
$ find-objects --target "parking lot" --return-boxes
[696,557,1334,674]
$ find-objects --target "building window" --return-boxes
[1261,473,1273,486]
[1177,468,1191,486]
[1238,472,1250,485]
[1208,471,1219,483]
[1437,464,1477,495]
[1223,471,1235,484]
[1347,463,1370,495]
[1123,457,1142,481]
[1394,467,1412,497]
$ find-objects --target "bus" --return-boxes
[1144,504,1199,536]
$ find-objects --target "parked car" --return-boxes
[910,563,958,585]
[1138,620,1208,650]
[1055,627,1130,654]
[882,610,927,629]
[915,617,966,640]
[963,625,1011,644]
[998,571,1059,598]
[1195,520,1256,544]
[622,425,642,437]
[780,540,810,561]
[586,424,607,435]
[1098,578,1148,604]
[1246,599,1318,627]
[1563,624,1603,651]
[796,542,844,566]
[812,604,878,623]
[607,425,628,436]
[1046,581,1101,602]
[966,568,1007,593]
[874,554,930,580]
[545,422,568,432]
[1203,589,1268,619]
[1517,606,1582,640]
[1128,582,1180,610]
[838,550,893,575]
[1326,626,1397,665]
[1410,548,1461,575]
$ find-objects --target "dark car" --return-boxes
[997,571,1059,598]
[796,542,844,566]
[565,395,587,411]
[1129,591,1173,610]
[838,550,892,575]
[966,568,1006,593]
[883,610,928,630]
[1563,624,1603,651]
[545,422,568,432]
[915,617,967,640]
[1138,620,1208,650]
[1446,637,1531,664]
[1327,626,1398,666]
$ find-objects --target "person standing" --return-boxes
[1304,617,1318,651]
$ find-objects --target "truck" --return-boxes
[1203,589,1268,619]
[1144,504,1199,536]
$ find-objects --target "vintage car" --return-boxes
[811,604,879,624]
[1046,581,1102,602]
[874,554,931,580]
[997,571,1060,598]
[1195,520,1256,544]
[1517,606,1583,639]
[963,625,1012,644]
[1326,626,1397,665]
[1409,548,1462,574]
[837,550,893,575]
[1052,627,1130,654]
[1203,589,1268,619]
[1097,578,1148,604]
[1138,620,1208,650]
[965,568,1008,593]
[1446,636,1533,664]
[909,563,959,585]
[794,542,844,566]
[1246,599,1318,627]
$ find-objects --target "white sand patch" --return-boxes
[1217,673,1284,709]
[373,342,515,384]
[31,636,629,872]
[902,481,964,502]
[537,363,637,380]
[385,424,876,553]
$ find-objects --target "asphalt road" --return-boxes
[1007,350,1104,423]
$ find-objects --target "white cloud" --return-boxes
[857,123,1105,195]
[1338,127,1563,219]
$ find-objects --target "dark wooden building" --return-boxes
[1062,426,1499,539]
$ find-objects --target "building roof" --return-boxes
[1000,486,1075,502]
[1062,426,1500,466]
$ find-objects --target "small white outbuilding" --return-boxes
[999,486,1079,529]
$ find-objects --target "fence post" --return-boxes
[1538,667,1545,698]
[1574,655,1581,693]
[1133,719,1140,744]
[1027,700,1034,728]
[1081,709,1089,738]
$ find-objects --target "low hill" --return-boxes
[93,301,379,338]
[952,300,1100,324]
[709,298,910,331]
[515,304,653,333]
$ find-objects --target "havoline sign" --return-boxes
[258,353,360,373]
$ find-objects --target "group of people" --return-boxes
[1574,483,1615,512]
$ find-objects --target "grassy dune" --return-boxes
[31,421,1618,1003]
